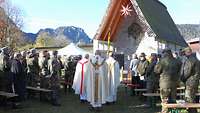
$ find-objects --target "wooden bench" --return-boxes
[162,103,200,113]
[134,89,148,96]
[0,91,19,108]
[143,93,200,107]
[26,86,53,102]
[26,86,52,92]
[0,91,18,98]
[143,93,200,97]
[134,87,185,96]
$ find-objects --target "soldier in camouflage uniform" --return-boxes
[27,49,40,87]
[180,47,200,113]
[64,56,76,92]
[49,51,61,106]
[146,53,159,107]
[0,47,11,92]
[39,50,50,88]
[154,49,182,113]
[39,50,50,101]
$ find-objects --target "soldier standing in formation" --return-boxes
[64,56,75,92]
[27,49,40,87]
[154,49,182,113]
[49,51,61,106]
[145,53,159,107]
[39,50,50,101]
[0,47,11,92]
[180,47,200,113]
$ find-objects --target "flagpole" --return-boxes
[107,30,111,55]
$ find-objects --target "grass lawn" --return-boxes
[0,86,198,113]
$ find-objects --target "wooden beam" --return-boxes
[97,0,118,40]
[102,0,123,41]
[111,0,132,42]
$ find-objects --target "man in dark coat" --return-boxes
[180,47,200,113]
[154,49,182,113]
[11,53,24,101]
[20,51,28,100]
[137,53,149,88]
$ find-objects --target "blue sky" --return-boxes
[12,0,200,38]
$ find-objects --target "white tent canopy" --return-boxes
[58,43,91,56]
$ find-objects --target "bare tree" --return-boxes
[0,0,24,50]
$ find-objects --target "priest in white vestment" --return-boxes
[105,52,120,103]
[86,50,108,110]
[72,54,91,101]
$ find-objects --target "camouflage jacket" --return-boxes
[49,57,61,87]
[137,60,149,77]
[180,54,200,87]
[27,57,40,74]
[39,57,50,76]
[146,60,159,82]
[0,54,11,72]
[154,56,182,88]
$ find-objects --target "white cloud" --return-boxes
[23,17,67,33]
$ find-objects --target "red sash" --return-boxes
[78,60,88,95]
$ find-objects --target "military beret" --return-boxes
[183,47,192,52]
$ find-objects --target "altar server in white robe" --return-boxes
[106,51,120,103]
[87,50,108,110]
[72,54,91,102]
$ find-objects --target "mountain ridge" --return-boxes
[23,24,200,44]
[24,26,92,44]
